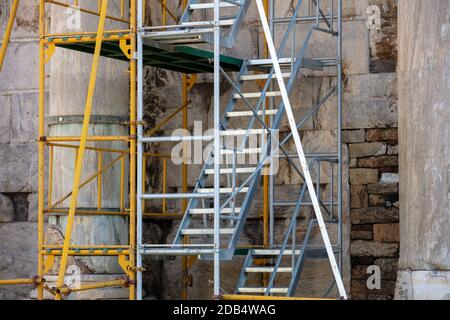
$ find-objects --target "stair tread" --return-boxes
[238,287,288,293]
[244,267,293,273]
[181,228,235,235]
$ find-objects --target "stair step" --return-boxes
[226,110,278,117]
[198,187,249,193]
[181,19,236,27]
[205,167,256,174]
[233,91,281,99]
[220,148,262,155]
[247,58,294,68]
[252,249,303,256]
[244,267,293,273]
[190,208,241,214]
[237,287,289,294]
[220,129,267,136]
[181,228,235,235]
[190,2,240,10]
[240,73,291,81]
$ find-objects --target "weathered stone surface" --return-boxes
[0,144,37,192]
[387,144,398,155]
[380,173,399,183]
[373,223,400,243]
[10,93,40,143]
[374,258,398,281]
[9,0,40,38]
[0,223,39,299]
[368,0,398,73]
[349,142,386,158]
[0,95,11,143]
[369,194,386,207]
[351,207,399,224]
[351,185,368,209]
[351,240,398,257]
[351,279,396,300]
[367,183,398,195]
[317,74,398,130]
[395,271,450,300]
[27,193,38,222]
[0,41,40,92]
[366,128,398,142]
[0,193,14,223]
[358,156,398,168]
[343,129,366,143]
[350,168,379,185]
[351,231,373,240]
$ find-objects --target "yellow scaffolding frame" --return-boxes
[0,0,283,301]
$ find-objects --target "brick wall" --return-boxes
[347,128,399,299]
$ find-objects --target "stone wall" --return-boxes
[0,0,44,299]
[0,0,400,300]
[345,1,400,300]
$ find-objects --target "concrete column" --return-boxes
[46,2,130,298]
[396,0,450,300]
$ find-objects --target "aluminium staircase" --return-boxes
[138,0,347,299]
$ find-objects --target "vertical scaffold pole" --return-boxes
[213,0,221,299]
[37,0,45,301]
[129,0,137,301]
[136,0,144,301]
[54,0,109,300]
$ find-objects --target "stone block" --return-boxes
[343,129,366,143]
[374,258,398,281]
[373,223,399,243]
[0,95,11,143]
[0,222,39,299]
[380,173,399,183]
[351,240,398,257]
[349,142,386,158]
[351,207,399,224]
[351,185,368,208]
[0,144,37,192]
[10,92,40,143]
[366,128,398,142]
[367,182,398,195]
[351,279,396,300]
[358,155,398,168]
[350,168,379,185]
[351,231,373,240]
[387,145,398,155]
[0,41,40,92]
[0,193,14,223]
[4,0,40,38]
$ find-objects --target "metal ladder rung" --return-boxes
[240,73,291,81]
[190,207,242,214]
[237,287,289,294]
[220,129,267,136]
[226,110,278,117]
[181,228,235,235]
[233,91,281,99]
[205,167,256,174]
[244,267,293,273]
[190,2,240,10]
[198,187,249,193]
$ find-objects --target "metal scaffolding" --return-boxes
[0,0,347,300]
